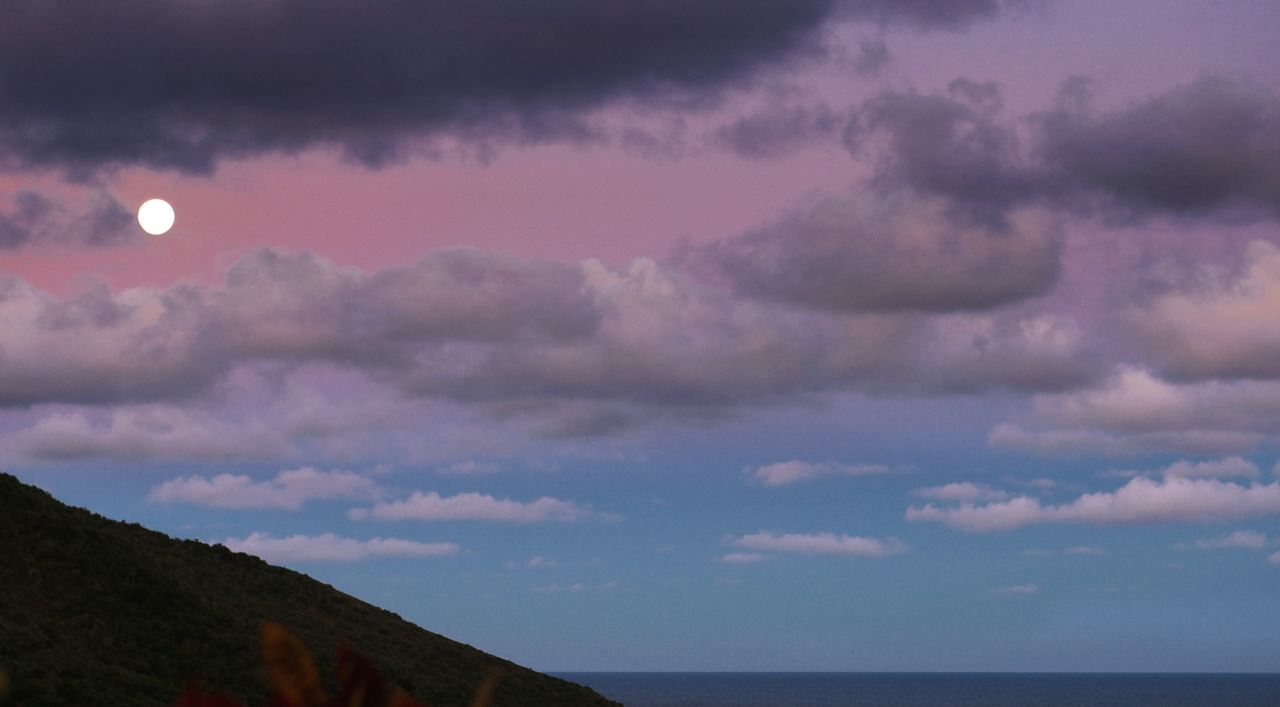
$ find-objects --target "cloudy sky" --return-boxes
[5,0,1280,672]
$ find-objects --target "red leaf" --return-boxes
[331,643,389,707]
[175,681,247,707]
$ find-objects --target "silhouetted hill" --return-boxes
[0,473,620,706]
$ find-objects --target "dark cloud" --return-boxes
[847,79,1042,223]
[853,38,891,76]
[711,103,846,159]
[680,189,1061,313]
[0,190,136,248]
[1037,76,1280,219]
[833,0,1011,29]
[848,76,1280,222]
[0,0,1025,173]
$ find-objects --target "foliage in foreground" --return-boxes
[176,622,502,707]
[0,472,618,707]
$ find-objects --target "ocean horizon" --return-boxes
[555,672,1280,707]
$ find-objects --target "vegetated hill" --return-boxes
[0,473,620,707]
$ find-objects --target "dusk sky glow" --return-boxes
[4,0,1280,673]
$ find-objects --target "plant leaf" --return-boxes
[261,622,327,707]
[174,681,247,707]
[467,668,505,707]
[332,643,389,707]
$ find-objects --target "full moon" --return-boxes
[137,198,175,236]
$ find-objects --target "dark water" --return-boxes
[554,673,1280,707]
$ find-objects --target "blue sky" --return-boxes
[4,0,1280,672]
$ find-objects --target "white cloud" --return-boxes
[437,460,500,475]
[532,580,619,594]
[527,555,560,568]
[352,491,603,523]
[1268,551,1280,565]
[719,552,769,564]
[1162,457,1260,480]
[731,531,906,557]
[150,467,381,509]
[991,583,1038,594]
[907,476,1280,532]
[912,482,1008,503]
[751,460,891,486]
[222,532,457,563]
[1189,530,1267,550]
[990,366,1280,456]
[1,405,285,462]
[1130,240,1280,380]
[1063,546,1104,555]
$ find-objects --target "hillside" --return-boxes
[0,473,620,707]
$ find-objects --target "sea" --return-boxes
[554,673,1280,707]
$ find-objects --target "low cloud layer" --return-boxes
[222,532,458,563]
[0,237,1095,445]
[731,531,907,556]
[908,474,1280,532]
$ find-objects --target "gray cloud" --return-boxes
[990,366,1280,456]
[0,0,1020,174]
[850,76,1280,222]
[0,233,1095,441]
[853,38,891,75]
[681,190,1061,313]
[0,190,136,249]
[711,103,846,159]
[1127,240,1280,381]
[1037,77,1280,219]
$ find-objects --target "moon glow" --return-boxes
[138,198,175,235]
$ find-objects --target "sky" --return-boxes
[4,0,1280,672]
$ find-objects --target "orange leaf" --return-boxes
[261,622,327,707]
[388,689,431,707]
[467,668,505,707]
